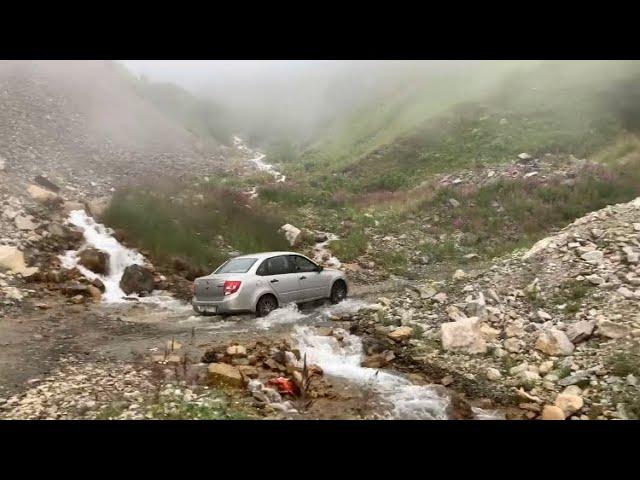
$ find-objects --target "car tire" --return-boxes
[256,294,278,317]
[330,281,347,304]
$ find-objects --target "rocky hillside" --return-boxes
[0,61,224,200]
[350,195,640,419]
[0,60,229,313]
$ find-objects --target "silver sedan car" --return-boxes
[192,251,348,317]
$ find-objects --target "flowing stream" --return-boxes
[293,325,450,419]
[312,232,341,268]
[54,136,502,419]
[233,136,286,183]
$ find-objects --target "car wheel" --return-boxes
[330,281,347,304]
[256,294,278,317]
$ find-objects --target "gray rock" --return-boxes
[14,215,37,231]
[535,328,575,356]
[566,320,595,344]
[581,250,604,265]
[504,337,525,353]
[622,246,639,264]
[440,317,487,354]
[419,285,437,299]
[78,248,109,274]
[586,274,605,286]
[558,372,591,387]
[617,286,635,299]
[597,320,631,339]
[120,264,154,295]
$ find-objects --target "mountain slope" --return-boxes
[0,60,222,199]
[355,194,640,418]
[276,61,640,194]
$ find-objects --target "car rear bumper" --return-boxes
[192,295,254,314]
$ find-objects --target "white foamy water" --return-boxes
[472,407,506,420]
[255,303,309,330]
[255,299,373,331]
[59,210,185,308]
[316,299,372,319]
[292,325,450,420]
[250,153,286,183]
[312,233,341,268]
[59,210,148,302]
[136,294,192,312]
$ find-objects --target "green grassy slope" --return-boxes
[296,61,537,168]
[273,61,640,196]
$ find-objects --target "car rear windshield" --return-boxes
[215,258,257,274]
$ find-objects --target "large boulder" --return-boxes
[27,184,61,207]
[279,224,302,247]
[596,320,631,339]
[34,175,60,193]
[566,320,595,344]
[14,215,37,231]
[62,201,86,215]
[541,405,565,420]
[0,246,38,276]
[78,248,109,274]
[87,197,110,219]
[207,363,244,388]
[535,328,575,356]
[120,264,154,295]
[440,317,487,354]
[87,285,102,302]
[580,250,604,265]
[388,326,414,342]
[523,237,553,261]
[554,393,583,418]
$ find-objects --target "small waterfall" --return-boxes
[312,232,341,268]
[59,210,148,303]
[233,136,286,183]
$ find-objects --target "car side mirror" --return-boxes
[316,265,324,272]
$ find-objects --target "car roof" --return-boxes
[231,251,308,260]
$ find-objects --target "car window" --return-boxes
[215,258,257,274]
[258,255,292,276]
[256,260,268,276]
[291,255,317,273]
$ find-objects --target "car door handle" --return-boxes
[270,279,279,283]
[299,276,307,280]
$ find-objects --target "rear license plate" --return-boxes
[202,306,217,313]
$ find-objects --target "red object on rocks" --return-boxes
[267,377,297,396]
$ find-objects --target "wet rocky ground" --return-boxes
[0,280,505,420]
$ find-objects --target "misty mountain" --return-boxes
[0,60,221,197]
[262,60,640,193]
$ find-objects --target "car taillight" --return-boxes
[191,282,196,295]
[223,280,241,295]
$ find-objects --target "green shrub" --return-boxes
[103,183,289,272]
[606,350,640,377]
[377,251,408,274]
[330,229,368,262]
